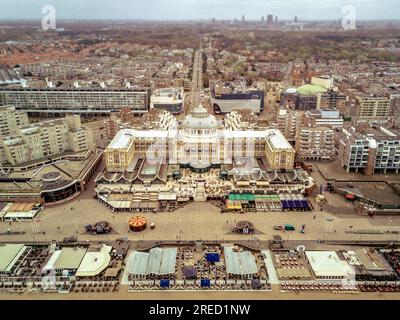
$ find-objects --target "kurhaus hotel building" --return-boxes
[104,105,295,173]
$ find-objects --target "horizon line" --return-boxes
[1,18,400,23]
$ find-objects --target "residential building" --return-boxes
[276,109,303,141]
[0,87,150,115]
[338,125,400,175]
[295,127,336,161]
[302,110,344,129]
[354,95,391,120]
[0,105,29,137]
[0,112,94,165]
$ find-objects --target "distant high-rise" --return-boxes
[242,14,245,23]
[275,16,278,24]
[261,16,265,23]
[267,14,274,25]
[295,16,298,23]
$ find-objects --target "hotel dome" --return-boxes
[182,105,219,130]
[297,84,327,96]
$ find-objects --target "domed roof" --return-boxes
[297,84,327,96]
[182,104,219,129]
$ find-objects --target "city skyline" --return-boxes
[0,0,399,21]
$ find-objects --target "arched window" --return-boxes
[280,153,287,165]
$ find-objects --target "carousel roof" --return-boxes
[129,216,147,228]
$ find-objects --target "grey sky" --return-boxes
[0,0,399,21]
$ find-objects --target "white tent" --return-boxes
[75,245,112,277]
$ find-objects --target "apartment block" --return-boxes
[355,95,391,120]
[66,114,94,152]
[0,110,94,165]
[0,87,150,115]
[338,126,400,175]
[302,110,344,129]
[276,109,303,141]
[0,105,29,137]
[295,127,336,161]
[320,90,347,111]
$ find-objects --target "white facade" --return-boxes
[105,105,295,171]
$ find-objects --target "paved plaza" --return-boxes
[1,199,400,243]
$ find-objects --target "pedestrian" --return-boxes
[313,215,316,220]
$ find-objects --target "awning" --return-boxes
[227,200,242,210]
[158,193,177,201]
[228,194,255,201]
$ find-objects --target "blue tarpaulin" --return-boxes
[293,200,301,207]
[205,253,220,263]
[301,200,309,209]
[281,199,309,210]
[160,279,170,287]
[201,279,211,287]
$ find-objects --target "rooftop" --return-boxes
[128,247,177,276]
[75,245,112,277]
[224,245,258,276]
[268,130,294,150]
[306,251,352,278]
[355,249,393,272]
[0,244,27,272]
[52,247,87,270]
[108,129,134,149]
[297,84,327,96]
[151,87,184,104]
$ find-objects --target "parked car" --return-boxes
[284,224,296,231]
[273,225,284,231]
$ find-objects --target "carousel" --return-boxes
[129,216,147,232]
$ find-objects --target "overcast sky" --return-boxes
[0,0,399,21]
